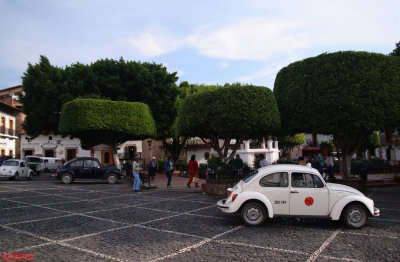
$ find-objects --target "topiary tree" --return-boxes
[274,51,400,178]
[178,83,281,162]
[59,98,157,166]
[319,141,335,154]
[278,133,305,158]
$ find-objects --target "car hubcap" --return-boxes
[247,208,261,221]
[63,176,71,183]
[108,176,116,183]
[349,209,362,223]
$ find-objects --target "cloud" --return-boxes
[126,31,183,58]
[187,18,307,60]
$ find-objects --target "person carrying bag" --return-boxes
[187,154,199,188]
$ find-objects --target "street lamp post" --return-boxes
[147,139,152,187]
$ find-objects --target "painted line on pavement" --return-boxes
[306,229,340,262]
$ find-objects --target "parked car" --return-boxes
[0,159,34,180]
[217,164,380,228]
[25,156,62,174]
[25,156,42,175]
[52,157,121,184]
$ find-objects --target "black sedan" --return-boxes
[52,157,122,184]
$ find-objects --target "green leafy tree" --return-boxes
[390,41,400,56]
[21,56,178,141]
[319,141,335,153]
[274,51,400,178]
[59,99,156,165]
[178,83,281,162]
[278,133,305,158]
[20,56,65,137]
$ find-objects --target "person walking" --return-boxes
[326,153,335,181]
[164,156,174,188]
[132,156,142,192]
[187,154,199,188]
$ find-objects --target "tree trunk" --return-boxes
[162,137,187,164]
[339,153,352,179]
[112,146,121,169]
[201,137,242,163]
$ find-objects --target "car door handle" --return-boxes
[290,190,299,193]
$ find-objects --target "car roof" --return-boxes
[5,159,24,162]
[258,164,319,174]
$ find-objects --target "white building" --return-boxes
[0,101,20,157]
[20,134,91,161]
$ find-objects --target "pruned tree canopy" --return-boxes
[274,51,400,177]
[178,84,281,161]
[58,98,156,149]
[21,56,178,139]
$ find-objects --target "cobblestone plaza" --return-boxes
[1,178,399,261]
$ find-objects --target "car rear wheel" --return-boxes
[343,204,367,228]
[27,173,32,180]
[241,202,266,226]
[107,173,118,184]
[61,173,73,184]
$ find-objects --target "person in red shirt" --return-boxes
[187,154,199,188]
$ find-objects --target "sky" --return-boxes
[0,0,399,90]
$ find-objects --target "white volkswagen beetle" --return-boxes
[0,159,34,181]
[217,164,380,228]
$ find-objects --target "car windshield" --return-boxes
[243,170,258,183]
[26,157,42,163]
[3,160,18,166]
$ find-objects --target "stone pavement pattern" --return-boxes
[0,175,399,262]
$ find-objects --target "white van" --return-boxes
[25,156,62,174]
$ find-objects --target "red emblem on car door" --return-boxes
[305,197,314,206]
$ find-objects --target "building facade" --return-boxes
[0,101,20,157]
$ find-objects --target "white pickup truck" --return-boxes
[0,159,34,180]
[217,164,380,228]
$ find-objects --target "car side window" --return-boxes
[20,162,25,167]
[84,160,100,168]
[260,172,288,187]
[70,160,83,167]
[312,174,324,188]
[292,173,324,188]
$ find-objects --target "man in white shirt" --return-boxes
[259,154,269,167]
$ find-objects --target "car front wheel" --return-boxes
[61,173,73,184]
[14,172,20,181]
[107,173,118,184]
[241,202,266,226]
[343,204,367,228]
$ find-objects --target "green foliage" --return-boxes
[208,155,234,180]
[58,98,156,148]
[20,56,65,137]
[351,158,390,172]
[178,83,281,140]
[278,133,305,150]
[274,51,400,136]
[21,56,178,139]
[274,51,400,178]
[319,141,335,153]
[253,157,260,169]
[390,41,400,56]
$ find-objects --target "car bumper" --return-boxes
[50,173,59,179]
[217,199,233,213]
[374,207,380,217]
[0,172,14,177]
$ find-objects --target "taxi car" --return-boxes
[0,159,34,180]
[217,164,380,228]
